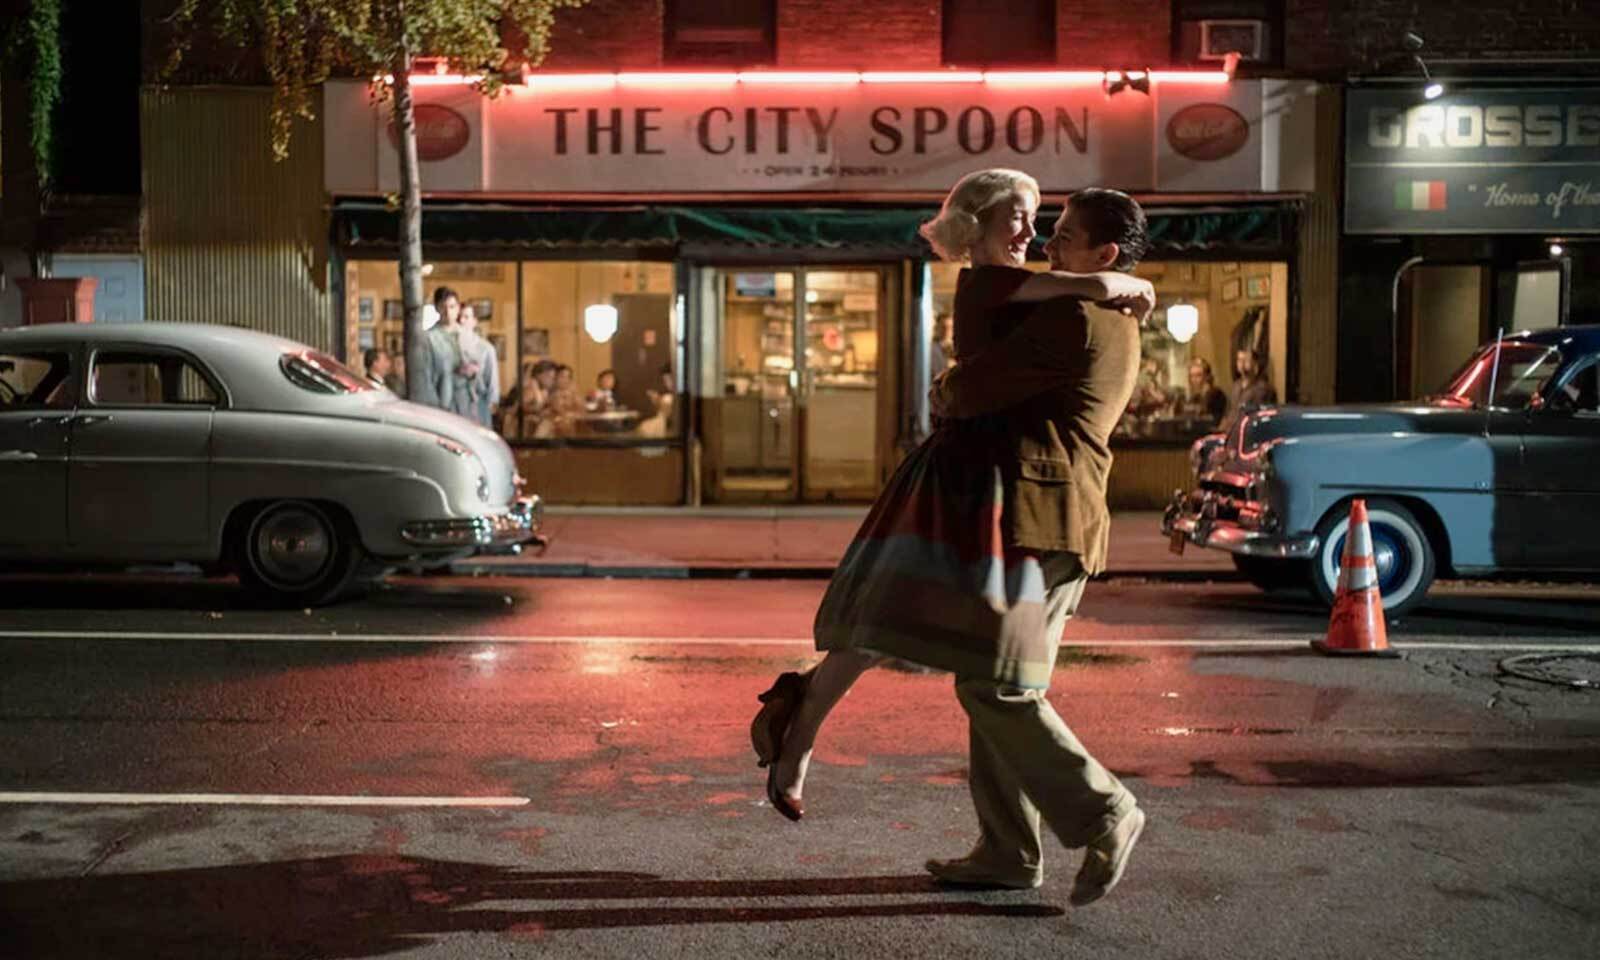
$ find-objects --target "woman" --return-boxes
[750,169,1152,822]
[1177,357,1227,425]
[452,304,499,427]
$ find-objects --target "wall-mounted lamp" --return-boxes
[1549,242,1566,257]
[1405,32,1444,101]
[584,303,619,343]
[1166,302,1199,344]
[1103,69,1152,97]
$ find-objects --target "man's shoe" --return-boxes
[925,855,1042,890]
[1069,807,1146,906]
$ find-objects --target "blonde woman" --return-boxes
[751,168,1149,810]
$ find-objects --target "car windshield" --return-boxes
[280,350,375,395]
[1431,341,1564,410]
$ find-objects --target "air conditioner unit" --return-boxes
[1198,19,1265,61]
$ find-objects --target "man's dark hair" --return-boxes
[431,286,459,309]
[362,347,384,369]
[1067,188,1149,272]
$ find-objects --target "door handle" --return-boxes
[0,450,38,462]
[72,414,114,427]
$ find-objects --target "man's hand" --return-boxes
[1095,274,1155,322]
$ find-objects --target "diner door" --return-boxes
[708,268,887,502]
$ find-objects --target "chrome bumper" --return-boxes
[1162,492,1319,560]
[400,496,544,554]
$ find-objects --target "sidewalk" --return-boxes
[454,508,1240,579]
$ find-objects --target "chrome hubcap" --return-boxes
[253,506,332,587]
[1372,541,1397,582]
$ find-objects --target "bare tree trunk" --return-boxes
[392,47,427,403]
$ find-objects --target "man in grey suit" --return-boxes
[409,286,459,410]
[929,188,1150,905]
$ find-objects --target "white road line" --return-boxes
[0,792,529,807]
[2,630,1599,653]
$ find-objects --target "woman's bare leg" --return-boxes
[773,649,880,801]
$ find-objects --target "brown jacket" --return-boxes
[935,292,1140,574]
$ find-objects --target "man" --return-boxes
[1231,348,1277,412]
[928,188,1148,906]
[362,347,402,393]
[409,287,460,410]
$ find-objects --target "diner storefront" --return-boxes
[324,72,1324,507]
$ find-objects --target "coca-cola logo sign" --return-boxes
[1166,104,1249,162]
[387,104,471,161]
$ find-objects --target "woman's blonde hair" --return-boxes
[918,168,1041,262]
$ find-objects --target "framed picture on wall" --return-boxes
[385,333,403,356]
[1222,277,1243,303]
[358,296,375,325]
[383,299,403,321]
[522,328,550,359]
[1246,276,1270,299]
[471,298,494,320]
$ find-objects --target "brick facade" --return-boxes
[778,1,941,67]
[136,2,1600,79]
[1286,0,1600,79]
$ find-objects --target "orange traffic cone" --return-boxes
[1312,499,1400,657]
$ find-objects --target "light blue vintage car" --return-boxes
[1163,324,1600,616]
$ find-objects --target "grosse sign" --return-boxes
[1346,87,1600,234]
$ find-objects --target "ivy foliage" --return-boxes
[9,0,64,191]
[161,0,588,160]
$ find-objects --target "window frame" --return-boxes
[664,0,777,67]
[941,0,1057,68]
[0,348,78,411]
[85,346,230,410]
[1170,0,1285,68]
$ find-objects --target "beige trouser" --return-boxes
[954,552,1135,871]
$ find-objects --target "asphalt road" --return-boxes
[1,573,1597,959]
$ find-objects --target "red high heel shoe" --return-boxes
[750,671,807,769]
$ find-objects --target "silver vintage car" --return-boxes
[1164,324,1600,616]
[0,323,540,603]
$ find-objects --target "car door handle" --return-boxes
[71,414,114,427]
[0,450,38,462]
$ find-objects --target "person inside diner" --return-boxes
[516,359,559,438]
[549,363,584,434]
[1176,357,1227,426]
[1231,348,1277,411]
[587,369,618,412]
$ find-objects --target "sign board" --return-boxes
[1346,87,1600,234]
[325,79,1288,197]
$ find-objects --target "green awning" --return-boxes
[334,202,1295,258]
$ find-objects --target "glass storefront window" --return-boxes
[928,259,1289,443]
[517,261,679,442]
[345,259,681,445]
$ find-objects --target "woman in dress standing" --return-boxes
[453,303,499,427]
[750,169,1151,818]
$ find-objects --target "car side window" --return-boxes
[1549,358,1599,415]
[0,351,75,410]
[90,351,219,407]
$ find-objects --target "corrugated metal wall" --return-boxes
[141,87,333,351]
[1295,85,1342,406]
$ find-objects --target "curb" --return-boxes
[450,562,1244,583]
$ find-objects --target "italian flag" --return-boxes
[1395,180,1448,211]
